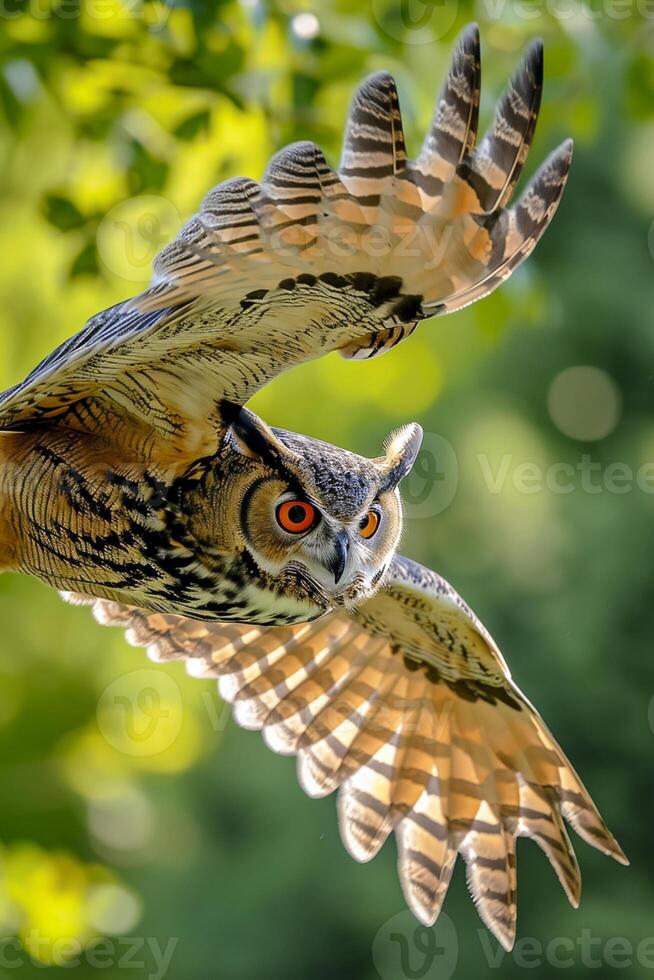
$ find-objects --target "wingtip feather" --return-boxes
[456,21,480,53]
[524,37,544,75]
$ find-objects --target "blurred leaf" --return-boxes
[169,43,245,103]
[174,108,211,140]
[291,71,320,110]
[68,240,99,279]
[626,53,654,120]
[0,77,22,130]
[42,194,86,232]
[126,141,169,194]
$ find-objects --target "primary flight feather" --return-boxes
[0,25,624,950]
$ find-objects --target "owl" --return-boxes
[0,25,625,950]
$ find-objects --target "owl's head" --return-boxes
[226,407,422,607]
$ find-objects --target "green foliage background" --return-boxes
[0,1,652,977]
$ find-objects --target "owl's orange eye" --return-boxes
[276,500,317,534]
[359,510,380,539]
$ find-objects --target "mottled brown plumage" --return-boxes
[0,26,624,950]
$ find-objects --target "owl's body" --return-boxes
[0,27,627,951]
[0,424,307,621]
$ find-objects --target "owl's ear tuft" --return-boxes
[380,423,423,490]
[224,405,296,471]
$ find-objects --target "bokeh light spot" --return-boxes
[291,13,320,40]
[547,366,621,441]
[88,787,153,855]
[87,884,141,935]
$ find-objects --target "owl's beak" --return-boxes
[328,531,350,584]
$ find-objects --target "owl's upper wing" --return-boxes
[0,26,571,461]
[63,553,625,950]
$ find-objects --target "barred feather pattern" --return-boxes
[63,554,626,951]
[0,24,571,450]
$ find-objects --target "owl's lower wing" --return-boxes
[0,26,571,462]
[62,553,625,950]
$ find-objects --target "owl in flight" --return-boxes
[0,25,624,949]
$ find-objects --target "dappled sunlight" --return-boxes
[0,842,137,965]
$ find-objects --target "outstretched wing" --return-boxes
[63,553,625,950]
[0,26,571,462]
